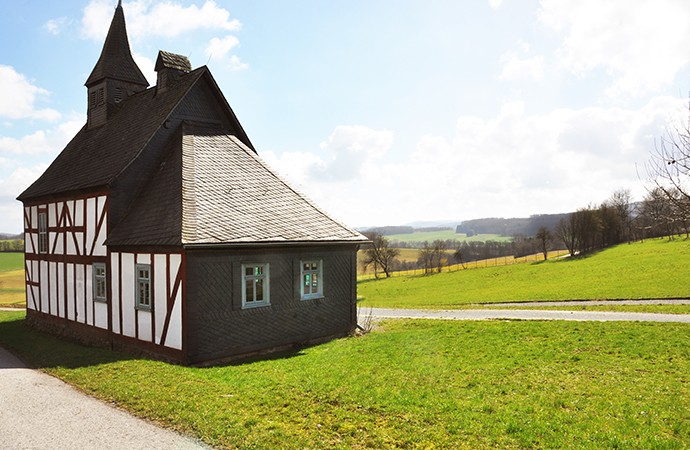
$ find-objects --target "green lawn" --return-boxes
[358,238,690,308]
[0,252,23,272]
[483,304,690,314]
[0,310,688,449]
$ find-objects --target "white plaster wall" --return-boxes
[111,253,120,334]
[75,264,85,324]
[121,253,136,338]
[165,254,182,350]
[56,263,65,319]
[66,263,75,321]
[85,263,93,326]
[94,301,108,330]
[154,254,167,345]
[138,311,152,342]
[49,262,58,315]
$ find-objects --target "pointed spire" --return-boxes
[84,1,148,88]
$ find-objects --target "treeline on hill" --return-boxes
[364,225,453,236]
[456,214,568,237]
[362,187,687,278]
[0,233,23,252]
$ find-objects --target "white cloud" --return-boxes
[82,0,241,41]
[538,0,690,98]
[43,17,70,35]
[498,41,545,81]
[0,119,84,156]
[205,35,248,70]
[0,66,60,122]
[262,98,685,227]
[488,0,503,10]
[0,163,50,233]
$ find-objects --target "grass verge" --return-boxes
[358,238,690,308]
[1,311,688,449]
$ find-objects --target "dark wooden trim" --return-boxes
[118,252,123,336]
[108,245,184,254]
[106,249,113,333]
[134,253,139,341]
[150,255,156,343]
[63,260,68,319]
[160,259,182,347]
[181,251,188,362]
[25,260,38,311]
[73,263,78,321]
[25,253,107,265]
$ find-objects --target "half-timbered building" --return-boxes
[17,1,367,364]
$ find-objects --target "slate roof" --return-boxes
[107,127,367,246]
[156,51,192,73]
[84,2,148,88]
[18,68,206,201]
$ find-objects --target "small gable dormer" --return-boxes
[85,1,149,128]
[155,51,192,93]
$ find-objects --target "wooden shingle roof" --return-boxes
[107,127,367,246]
[84,1,148,88]
[18,68,206,201]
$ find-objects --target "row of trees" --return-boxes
[0,240,23,252]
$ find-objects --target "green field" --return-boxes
[0,253,24,307]
[384,230,510,244]
[0,252,23,272]
[0,310,687,449]
[358,238,690,308]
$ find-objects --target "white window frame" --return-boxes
[241,263,270,309]
[300,260,323,300]
[38,211,48,254]
[135,264,151,310]
[93,263,107,303]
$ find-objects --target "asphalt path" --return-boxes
[366,303,690,323]
[0,346,207,450]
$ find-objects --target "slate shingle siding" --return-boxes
[185,245,357,363]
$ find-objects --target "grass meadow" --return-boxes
[384,230,510,244]
[358,237,690,308]
[0,252,24,307]
[0,310,688,449]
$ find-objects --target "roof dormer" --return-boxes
[155,51,192,93]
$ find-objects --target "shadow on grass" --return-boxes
[0,313,310,371]
[0,314,135,370]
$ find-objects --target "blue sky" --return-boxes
[2,0,690,233]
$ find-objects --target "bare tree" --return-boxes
[535,226,552,260]
[432,240,447,273]
[646,123,690,233]
[418,242,435,274]
[362,232,399,278]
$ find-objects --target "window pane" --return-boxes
[245,279,254,302]
[255,279,264,301]
[246,267,254,277]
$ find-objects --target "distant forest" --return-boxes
[365,214,569,239]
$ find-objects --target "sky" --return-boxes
[2,0,690,233]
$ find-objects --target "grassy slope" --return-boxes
[358,238,690,308]
[0,253,24,307]
[0,311,688,449]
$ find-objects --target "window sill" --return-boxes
[301,295,325,302]
[242,302,270,310]
[135,305,152,312]
[94,298,108,304]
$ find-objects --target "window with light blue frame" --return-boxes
[135,264,151,310]
[300,260,323,300]
[242,263,270,308]
[93,263,107,302]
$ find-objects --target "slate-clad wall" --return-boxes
[185,245,357,363]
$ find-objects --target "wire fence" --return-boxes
[357,250,570,281]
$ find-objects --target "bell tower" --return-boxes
[84,0,149,128]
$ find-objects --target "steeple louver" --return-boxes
[85,1,149,128]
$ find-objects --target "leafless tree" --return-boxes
[646,123,690,233]
[535,226,552,260]
[362,232,399,278]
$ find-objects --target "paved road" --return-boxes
[365,305,690,323]
[0,346,207,450]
